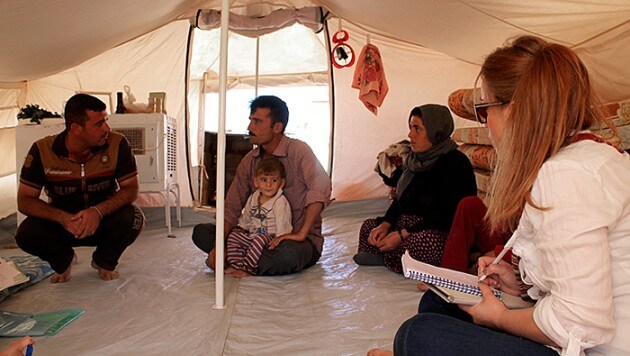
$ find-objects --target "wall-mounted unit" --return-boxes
[108,113,177,192]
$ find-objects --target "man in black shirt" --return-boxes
[16,94,144,283]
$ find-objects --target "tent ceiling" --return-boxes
[0,0,195,82]
[1,0,629,85]
[317,0,630,64]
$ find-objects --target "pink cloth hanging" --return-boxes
[352,44,389,115]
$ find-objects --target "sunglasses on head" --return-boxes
[474,101,510,124]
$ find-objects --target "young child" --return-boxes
[225,158,292,277]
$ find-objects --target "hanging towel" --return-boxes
[352,44,389,115]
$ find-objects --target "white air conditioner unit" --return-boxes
[14,114,180,232]
[15,119,66,225]
[108,113,177,192]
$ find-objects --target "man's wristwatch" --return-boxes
[397,229,404,239]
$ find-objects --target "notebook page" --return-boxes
[402,251,478,285]
[401,251,501,298]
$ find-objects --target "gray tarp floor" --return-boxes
[0,199,423,355]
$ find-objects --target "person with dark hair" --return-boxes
[225,158,292,278]
[62,93,107,130]
[192,95,331,276]
[16,93,145,283]
[370,35,630,356]
[353,104,477,273]
[249,95,289,133]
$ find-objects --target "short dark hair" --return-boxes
[64,94,106,130]
[250,95,289,132]
[255,158,286,179]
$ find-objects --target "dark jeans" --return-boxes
[393,291,557,356]
[191,223,320,276]
[16,205,145,273]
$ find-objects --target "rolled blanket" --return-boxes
[452,127,493,146]
[473,168,492,194]
[457,144,497,171]
[448,88,480,121]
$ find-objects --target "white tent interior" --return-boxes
[1,0,629,218]
[0,1,629,354]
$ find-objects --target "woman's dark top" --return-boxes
[378,149,477,232]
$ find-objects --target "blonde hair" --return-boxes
[481,35,612,234]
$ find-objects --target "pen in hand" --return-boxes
[478,234,517,282]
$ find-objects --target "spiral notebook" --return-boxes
[401,251,533,309]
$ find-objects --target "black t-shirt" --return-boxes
[20,130,137,213]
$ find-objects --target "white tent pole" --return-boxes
[197,74,207,206]
[213,0,229,310]
[255,37,260,97]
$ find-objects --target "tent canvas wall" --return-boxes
[1,0,629,218]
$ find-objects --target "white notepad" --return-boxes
[401,251,533,309]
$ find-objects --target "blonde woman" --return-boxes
[370,36,630,355]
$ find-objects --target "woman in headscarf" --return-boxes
[353,104,477,273]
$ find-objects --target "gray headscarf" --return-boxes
[396,104,458,200]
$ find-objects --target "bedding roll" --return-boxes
[447,88,480,121]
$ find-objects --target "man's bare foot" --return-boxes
[416,282,429,292]
[50,268,72,283]
[50,252,78,283]
[91,260,119,281]
[206,248,217,269]
[225,268,252,278]
[367,349,393,356]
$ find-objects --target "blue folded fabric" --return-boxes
[0,254,53,304]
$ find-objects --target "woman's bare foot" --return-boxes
[416,282,429,292]
[367,349,393,356]
[0,336,34,356]
[50,252,78,284]
[91,260,119,281]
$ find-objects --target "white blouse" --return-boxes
[511,140,630,355]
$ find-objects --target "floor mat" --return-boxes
[0,200,423,355]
